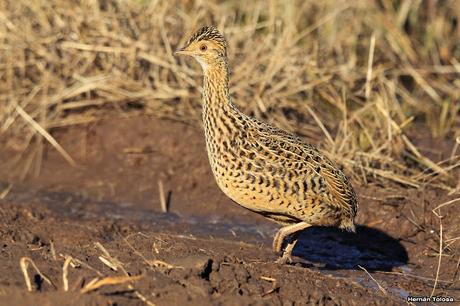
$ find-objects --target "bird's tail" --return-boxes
[339,218,356,233]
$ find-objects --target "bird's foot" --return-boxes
[276,253,293,265]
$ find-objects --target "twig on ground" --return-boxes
[358,265,387,295]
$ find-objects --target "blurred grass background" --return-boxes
[0,0,459,192]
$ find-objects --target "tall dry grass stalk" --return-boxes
[0,0,459,191]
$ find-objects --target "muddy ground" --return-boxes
[0,115,459,305]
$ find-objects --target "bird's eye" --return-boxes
[200,44,207,51]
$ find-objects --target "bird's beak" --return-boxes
[174,46,191,56]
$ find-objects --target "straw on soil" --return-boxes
[20,257,56,292]
[80,275,143,294]
[93,241,156,306]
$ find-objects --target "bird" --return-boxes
[174,26,358,263]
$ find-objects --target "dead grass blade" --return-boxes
[158,180,168,213]
[80,275,143,294]
[430,219,443,297]
[20,257,56,291]
[401,135,448,177]
[365,33,376,100]
[433,198,460,211]
[0,184,12,199]
[62,256,73,291]
[94,242,123,271]
[358,265,387,295]
[15,105,76,167]
[59,253,104,277]
[94,241,156,306]
[49,240,57,261]
[304,104,334,146]
[260,276,279,297]
[98,256,119,271]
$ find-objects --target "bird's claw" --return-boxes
[276,253,293,265]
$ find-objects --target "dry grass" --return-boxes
[19,243,156,305]
[0,0,459,191]
[20,257,56,291]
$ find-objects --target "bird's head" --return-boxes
[174,26,227,72]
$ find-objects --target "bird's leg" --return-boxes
[276,233,299,264]
[272,222,310,252]
[272,222,311,262]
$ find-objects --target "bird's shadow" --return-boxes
[292,225,408,271]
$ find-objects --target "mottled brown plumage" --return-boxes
[175,26,358,263]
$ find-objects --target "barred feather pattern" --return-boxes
[189,27,358,232]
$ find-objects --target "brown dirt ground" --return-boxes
[0,115,459,305]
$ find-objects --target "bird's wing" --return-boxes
[247,121,357,217]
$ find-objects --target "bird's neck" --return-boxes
[201,58,245,147]
[202,59,230,108]
[202,58,239,122]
